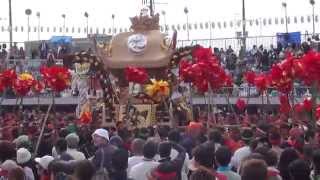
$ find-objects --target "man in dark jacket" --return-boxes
[92,128,117,172]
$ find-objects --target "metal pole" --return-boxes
[150,0,154,16]
[63,18,66,35]
[86,17,89,37]
[163,14,167,33]
[209,21,212,47]
[242,0,246,57]
[313,4,315,35]
[27,15,30,41]
[112,18,114,36]
[111,14,115,36]
[164,16,167,33]
[285,11,288,34]
[260,18,262,36]
[285,7,288,33]
[187,15,189,40]
[8,0,13,48]
[37,16,40,40]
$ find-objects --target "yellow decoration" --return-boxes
[19,73,34,81]
[145,79,170,101]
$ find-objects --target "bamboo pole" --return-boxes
[34,94,54,157]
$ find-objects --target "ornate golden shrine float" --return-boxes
[95,11,179,128]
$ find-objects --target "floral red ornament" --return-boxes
[236,98,246,111]
[0,69,17,87]
[300,51,320,85]
[179,60,193,83]
[40,66,71,92]
[12,73,35,96]
[224,75,233,87]
[244,71,256,85]
[125,67,149,84]
[292,59,305,80]
[269,62,293,94]
[194,79,209,93]
[179,45,232,93]
[254,74,269,93]
[192,46,213,61]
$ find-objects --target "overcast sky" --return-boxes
[0,0,319,43]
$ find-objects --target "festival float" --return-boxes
[92,9,179,128]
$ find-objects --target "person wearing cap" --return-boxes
[13,135,32,150]
[65,133,86,161]
[230,128,254,172]
[35,156,54,180]
[91,128,117,172]
[16,148,35,180]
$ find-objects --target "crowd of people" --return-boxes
[0,40,319,180]
[0,43,25,61]
[0,109,320,180]
[214,42,308,86]
[0,41,69,68]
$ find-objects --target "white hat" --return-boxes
[35,156,54,170]
[17,148,31,164]
[92,129,109,141]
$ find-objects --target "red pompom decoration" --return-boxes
[254,74,269,93]
[0,69,17,87]
[125,67,149,84]
[40,66,71,92]
[244,71,256,85]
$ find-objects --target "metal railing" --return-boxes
[4,58,63,73]
[0,33,313,52]
[176,34,312,52]
[193,86,311,98]
[0,86,311,106]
